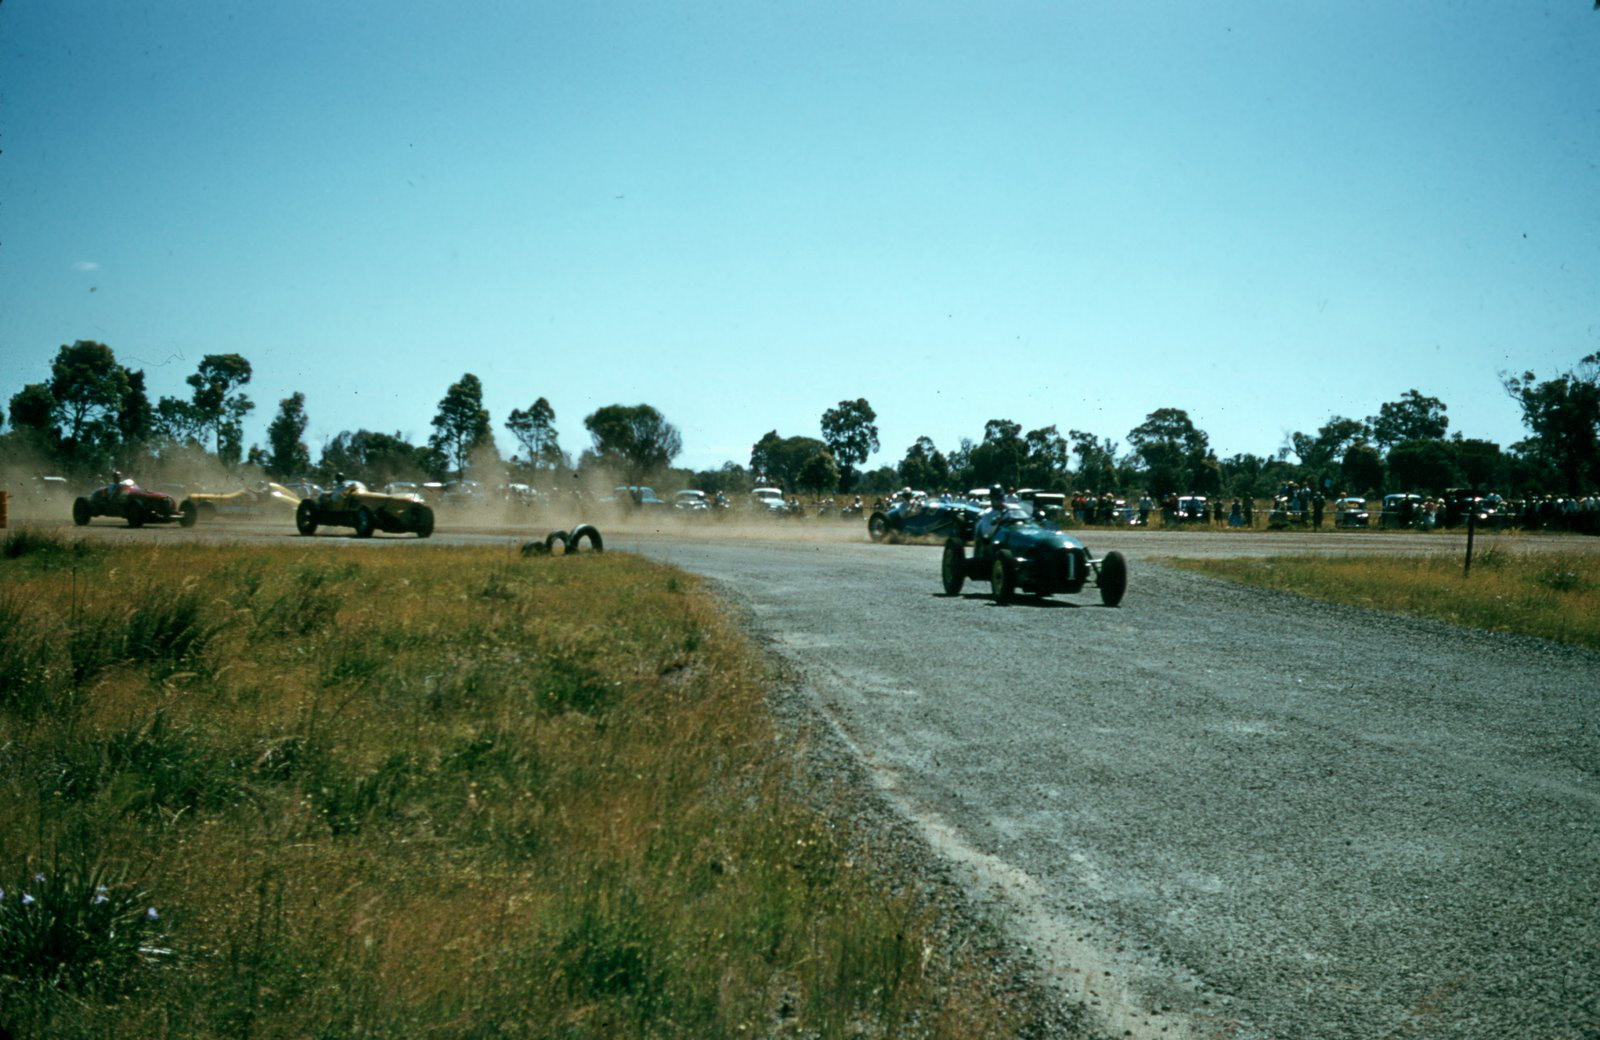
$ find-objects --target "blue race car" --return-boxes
[940,495,1127,606]
[868,491,984,543]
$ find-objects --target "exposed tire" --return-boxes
[124,500,146,528]
[520,540,549,557]
[990,550,1016,604]
[72,498,91,526]
[296,499,318,536]
[941,539,967,595]
[354,507,376,538]
[179,500,198,527]
[544,530,569,555]
[411,505,434,538]
[867,512,889,542]
[568,524,604,553]
[1097,550,1128,608]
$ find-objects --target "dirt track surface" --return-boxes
[24,515,1600,1038]
[612,526,1599,1040]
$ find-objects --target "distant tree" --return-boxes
[185,354,254,465]
[967,419,1026,489]
[1290,416,1366,490]
[1366,390,1448,452]
[797,450,841,495]
[1068,430,1120,492]
[1340,443,1384,496]
[820,398,879,491]
[48,341,132,459]
[267,392,312,478]
[1021,425,1070,489]
[154,396,205,446]
[8,383,56,437]
[584,403,682,483]
[898,436,949,491]
[319,430,430,487]
[750,430,826,490]
[1126,408,1209,498]
[1386,438,1459,493]
[117,369,154,451]
[505,397,562,471]
[1452,437,1506,490]
[429,373,492,478]
[1502,354,1600,495]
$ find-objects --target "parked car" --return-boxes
[750,486,790,515]
[181,481,302,522]
[940,495,1127,606]
[72,477,185,528]
[384,481,424,500]
[674,489,711,514]
[1333,497,1370,528]
[868,490,983,543]
[613,485,668,509]
[295,480,434,538]
[1380,493,1423,529]
[1172,495,1209,523]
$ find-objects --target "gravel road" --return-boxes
[611,527,1600,1040]
[30,514,1600,1038]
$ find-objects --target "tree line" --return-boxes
[3,341,1597,500]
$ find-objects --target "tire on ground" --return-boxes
[544,530,569,555]
[354,507,376,538]
[868,512,889,542]
[567,524,604,553]
[180,500,199,528]
[296,499,318,536]
[72,498,91,526]
[410,505,434,538]
[990,549,1016,604]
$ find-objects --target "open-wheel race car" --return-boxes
[868,491,983,543]
[180,481,302,524]
[295,480,435,538]
[72,477,186,528]
[939,495,1127,606]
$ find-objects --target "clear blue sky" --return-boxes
[3,1,1597,474]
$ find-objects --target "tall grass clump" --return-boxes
[0,540,1049,1038]
[1169,548,1600,650]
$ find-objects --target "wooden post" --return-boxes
[0,489,8,529]
[1463,501,1476,577]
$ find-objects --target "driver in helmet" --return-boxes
[975,484,1011,546]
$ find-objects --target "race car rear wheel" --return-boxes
[296,499,318,536]
[990,550,1016,604]
[1097,550,1128,608]
[867,512,889,542]
[354,507,376,538]
[941,539,966,595]
[410,505,434,538]
[179,500,198,528]
[72,497,91,526]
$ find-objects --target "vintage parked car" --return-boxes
[750,486,791,515]
[180,481,302,523]
[72,477,186,528]
[611,485,669,510]
[1172,495,1209,523]
[868,491,984,543]
[1379,493,1424,529]
[295,480,435,538]
[940,496,1127,606]
[673,489,711,514]
[1333,497,1370,528]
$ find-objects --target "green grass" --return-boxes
[1167,546,1600,650]
[0,532,1050,1039]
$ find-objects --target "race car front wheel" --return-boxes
[941,539,966,595]
[295,500,318,536]
[1097,550,1128,608]
[72,498,91,526]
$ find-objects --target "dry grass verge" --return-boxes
[0,531,1058,1039]
[1165,545,1600,651]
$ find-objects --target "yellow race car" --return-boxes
[179,482,302,525]
[295,481,435,538]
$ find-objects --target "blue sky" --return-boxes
[3,1,1597,474]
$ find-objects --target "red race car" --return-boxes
[72,477,187,528]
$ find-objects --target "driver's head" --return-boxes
[989,484,1006,508]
